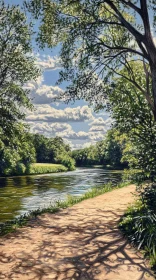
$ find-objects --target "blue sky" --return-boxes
[6,0,112,149]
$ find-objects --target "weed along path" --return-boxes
[0,185,154,280]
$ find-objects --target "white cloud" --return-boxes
[23,54,63,105]
[90,117,112,127]
[24,75,44,91]
[89,126,107,132]
[31,85,63,104]
[24,73,64,105]
[36,55,61,71]
[29,122,72,136]
[58,130,89,140]
[26,105,94,123]
[89,131,105,141]
[57,128,105,142]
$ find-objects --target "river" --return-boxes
[0,168,122,222]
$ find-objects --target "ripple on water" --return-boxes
[0,168,122,222]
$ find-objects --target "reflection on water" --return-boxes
[0,168,122,222]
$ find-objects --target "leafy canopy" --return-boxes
[0,0,39,140]
[25,0,156,118]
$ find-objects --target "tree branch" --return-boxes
[119,0,141,15]
[105,0,144,42]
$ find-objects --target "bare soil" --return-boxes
[0,184,155,280]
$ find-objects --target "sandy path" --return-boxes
[0,184,155,280]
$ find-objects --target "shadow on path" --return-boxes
[0,185,154,280]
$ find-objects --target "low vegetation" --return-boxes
[119,184,156,268]
[28,163,67,174]
[0,181,129,237]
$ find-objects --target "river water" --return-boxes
[0,168,122,222]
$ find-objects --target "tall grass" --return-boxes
[0,181,130,237]
[119,184,156,268]
[28,163,67,175]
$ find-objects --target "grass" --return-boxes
[0,181,130,237]
[119,200,156,269]
[28,163,68,175]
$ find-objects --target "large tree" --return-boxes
[26,0,156,118]
[0,0,39,141]
[108,62,156,181]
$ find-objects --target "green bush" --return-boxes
[122,169,145,184]
[55,154,76,171]
[15,163,26,175]
[120,185,156,266]
[60,156,75,171]
[139,184,156,213]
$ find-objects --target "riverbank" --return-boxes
[0,168,122,223]
[28,163,68,175]
[0,163,69,178]
[0,181,126,236]
[0,184,154,280]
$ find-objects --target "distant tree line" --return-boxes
[72,129,128,169]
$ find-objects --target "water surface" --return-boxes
[0,168,122,222]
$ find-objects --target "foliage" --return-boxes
[0,180,130,236]
[26,0,156,120]
[0,132,75,175]
[99,129,127,168]
[0,0,39,139]
[31,134,75,171]
[28,163,67,174]
[139,184,156,214]
[120,184,156,266]
[72,145,98,167]
[0,1,40,176]
[122,169,143,184]
[0,127,36,176]
[55,154,75,171]
[72,128,128,169]
[108,62,156,183]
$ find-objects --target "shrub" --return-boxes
[55,154,76,171]
[139,184,156,213]
[122,169,145,184]
[15,163,26,175]
[60,156,75,171]
[120,184,156,266]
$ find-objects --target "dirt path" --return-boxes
[0,184,155,280]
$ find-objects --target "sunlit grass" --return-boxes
[28,163,67,174]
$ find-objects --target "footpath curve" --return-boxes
[0,184,154,280]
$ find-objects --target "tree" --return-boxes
[0,0,39,140]
[0,1,40,175]
[26,0,156,119]
[108,62,156,182]
[0,126,36,176]
[72,146,98,166]
[96,129,128,168]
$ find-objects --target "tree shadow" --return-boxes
[0,207,154,280]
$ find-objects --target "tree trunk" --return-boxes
[144,35,156,121]
[151,65,156,121]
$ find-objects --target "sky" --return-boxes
[7,0,112,149]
